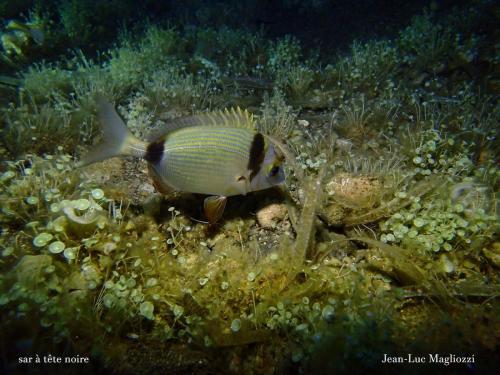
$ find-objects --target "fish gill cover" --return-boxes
[0,0,498,374]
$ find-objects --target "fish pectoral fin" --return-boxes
[204,195,227,224]
[231,174,249,195]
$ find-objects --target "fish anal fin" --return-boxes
[204,196,227,224]
[148,164,177,195]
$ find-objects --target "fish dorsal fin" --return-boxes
[148,107,255,141]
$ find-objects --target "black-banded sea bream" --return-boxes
[78,99,286,223]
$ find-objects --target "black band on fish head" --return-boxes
[145,138,165,164]
[248,133,265,181]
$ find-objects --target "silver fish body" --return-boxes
[155,126,258,196]
[149,125,285,197]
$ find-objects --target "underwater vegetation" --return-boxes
[0,0,499,374]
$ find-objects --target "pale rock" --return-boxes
[256,203,287,228]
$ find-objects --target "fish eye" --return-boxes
[269,165,280,177]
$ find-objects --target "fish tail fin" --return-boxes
[77,98,147,167]
[28,27,44,45]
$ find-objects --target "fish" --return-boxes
[78,99,286,223]
[1,20,44,61]
[5,20,44,45]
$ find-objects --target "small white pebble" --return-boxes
[230,319,241,332]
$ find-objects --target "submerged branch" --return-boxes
[353,236,429,286]
[293,167,325,263]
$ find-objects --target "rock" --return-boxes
[323,203,346,225]
[256,203,287,229]
[326,173,382,209]
[297,119,309,127]
[82,158,124,184]
[140,182,156,195]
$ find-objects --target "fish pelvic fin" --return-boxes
[77,98,147,167]
[204,195,227,224]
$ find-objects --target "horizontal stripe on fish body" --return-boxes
[159,153,249,194]
[164,129,255,151]
[163,138,253,165]
[164,139,253,159]
[164,126,255,141]
[155,159,247,196]
[164,144,250,160]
